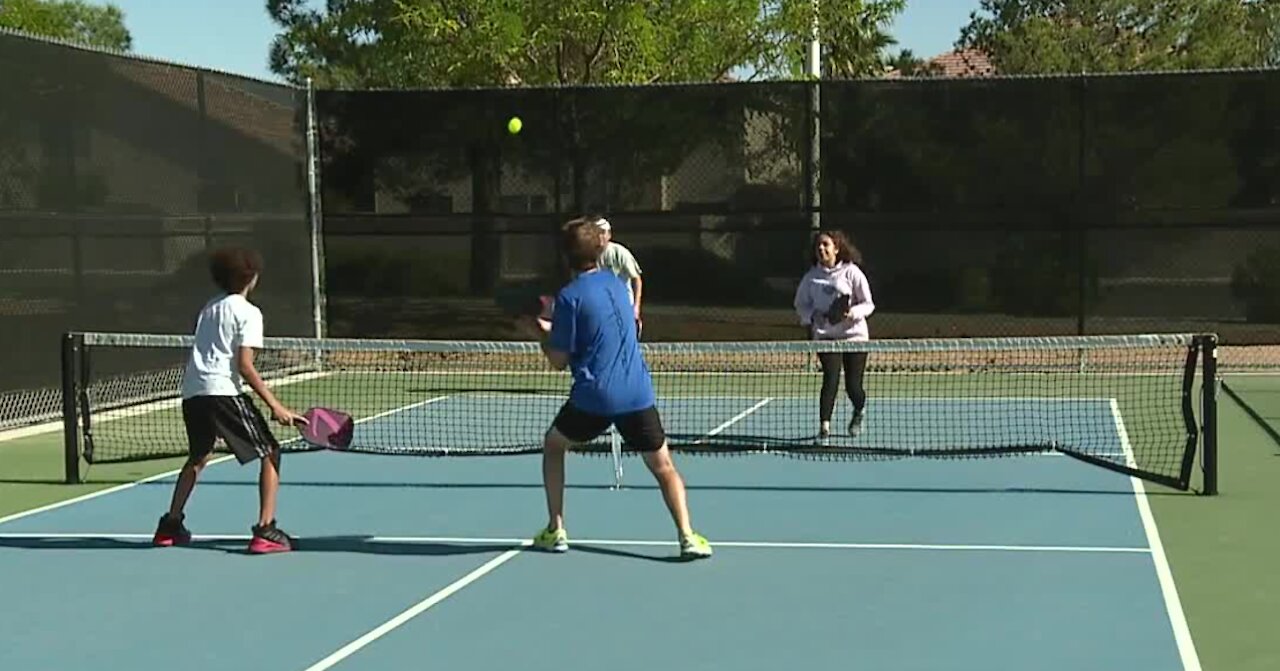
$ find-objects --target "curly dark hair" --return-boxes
[209,246,263,294]
[810,229,862,266]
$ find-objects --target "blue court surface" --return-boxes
[358,394,1135,455]
[0,396,1199,670]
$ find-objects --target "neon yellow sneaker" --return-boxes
[679,531,713,560]
[532,526,568,553]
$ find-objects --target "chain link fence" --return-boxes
[317,72,1280,371]
[0,31,315,428]
[6,30,1280,429]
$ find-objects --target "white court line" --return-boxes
[0,458,237,527]
[0,532,1151,555]
[1110,398,1202,671]
[695,398,773,444]
[456,394,1116,402]
[0,396,451,528]
[358,395,449,423]
[1,419,73,442]
[302,545,526,671]
[380,370,1182,379]
[0,370,331,443]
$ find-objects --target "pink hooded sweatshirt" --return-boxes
[793,261,875,341]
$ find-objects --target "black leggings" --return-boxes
[818,352,868,422]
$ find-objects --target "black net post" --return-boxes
[1075,225,1088,336]
[468,142,498,295]
[1200,334,1218,495]
[60,332,83,484]
[70,221,85,310]
[552,89,563,215]
[1075,74,1088,336]
[806,78,820,230]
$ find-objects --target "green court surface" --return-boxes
[1222,374,1280,454]
[2,377,1279,669]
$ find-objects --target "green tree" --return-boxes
[268,0,765,87]
[267,0,907,87]
[758,0,906,79]
[0,0,131,51]
[960,0,1280,74]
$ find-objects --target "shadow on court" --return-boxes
[89,479,1179,497]
[0,535,694,563]
[0,535,515,556]
[571,543,689,564]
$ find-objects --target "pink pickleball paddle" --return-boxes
[299,407,355,450]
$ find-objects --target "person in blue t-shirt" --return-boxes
[519,217,712,560]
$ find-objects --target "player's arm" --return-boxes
[522,294,573,370]
[235,312,304,426]
[630,274,643,317]
[515,316,569,369]
[534,330,570,370]
[793,274,816,338]
[618,246,644,319]
[236,347,305,426]
[846,266,875,320]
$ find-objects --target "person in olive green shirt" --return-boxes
[590,216,644,333]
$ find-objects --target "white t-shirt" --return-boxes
[598,241,642,305]
[180,293,265,399]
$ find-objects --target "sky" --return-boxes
[91,0,983,83]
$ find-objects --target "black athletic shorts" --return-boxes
[553,403,666,452]
[182,394,279,464]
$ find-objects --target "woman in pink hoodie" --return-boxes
[792,230,875,439]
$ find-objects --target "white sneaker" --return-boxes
[848,409,866,437]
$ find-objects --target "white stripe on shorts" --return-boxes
[233,396,271,458]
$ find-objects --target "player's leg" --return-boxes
[164,452,212,519]
[258,445,281,527]
[213,395,293,554]
[619,407,712,559]
[844,351,869,437]
[154,397,216,546]
[534,403,609,552]
[540,427,575,538]
[642,445,693,535]
[817,351,842,437]
[157,453,210,545]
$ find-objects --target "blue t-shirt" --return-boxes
[548,269,655,416]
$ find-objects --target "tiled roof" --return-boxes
[885,48,997,79]
[927,49,996,78]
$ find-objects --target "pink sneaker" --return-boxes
[152,513,192,547]
[248,521,294,554]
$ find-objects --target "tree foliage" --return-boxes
[0,0,131,51]
[758,0,906,79]
[267,0,908,87]
[960,0,1280,74]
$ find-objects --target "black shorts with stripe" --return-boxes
[553,403,667,452]
[182,394,279,464]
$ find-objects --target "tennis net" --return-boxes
[60,332,1218,492]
